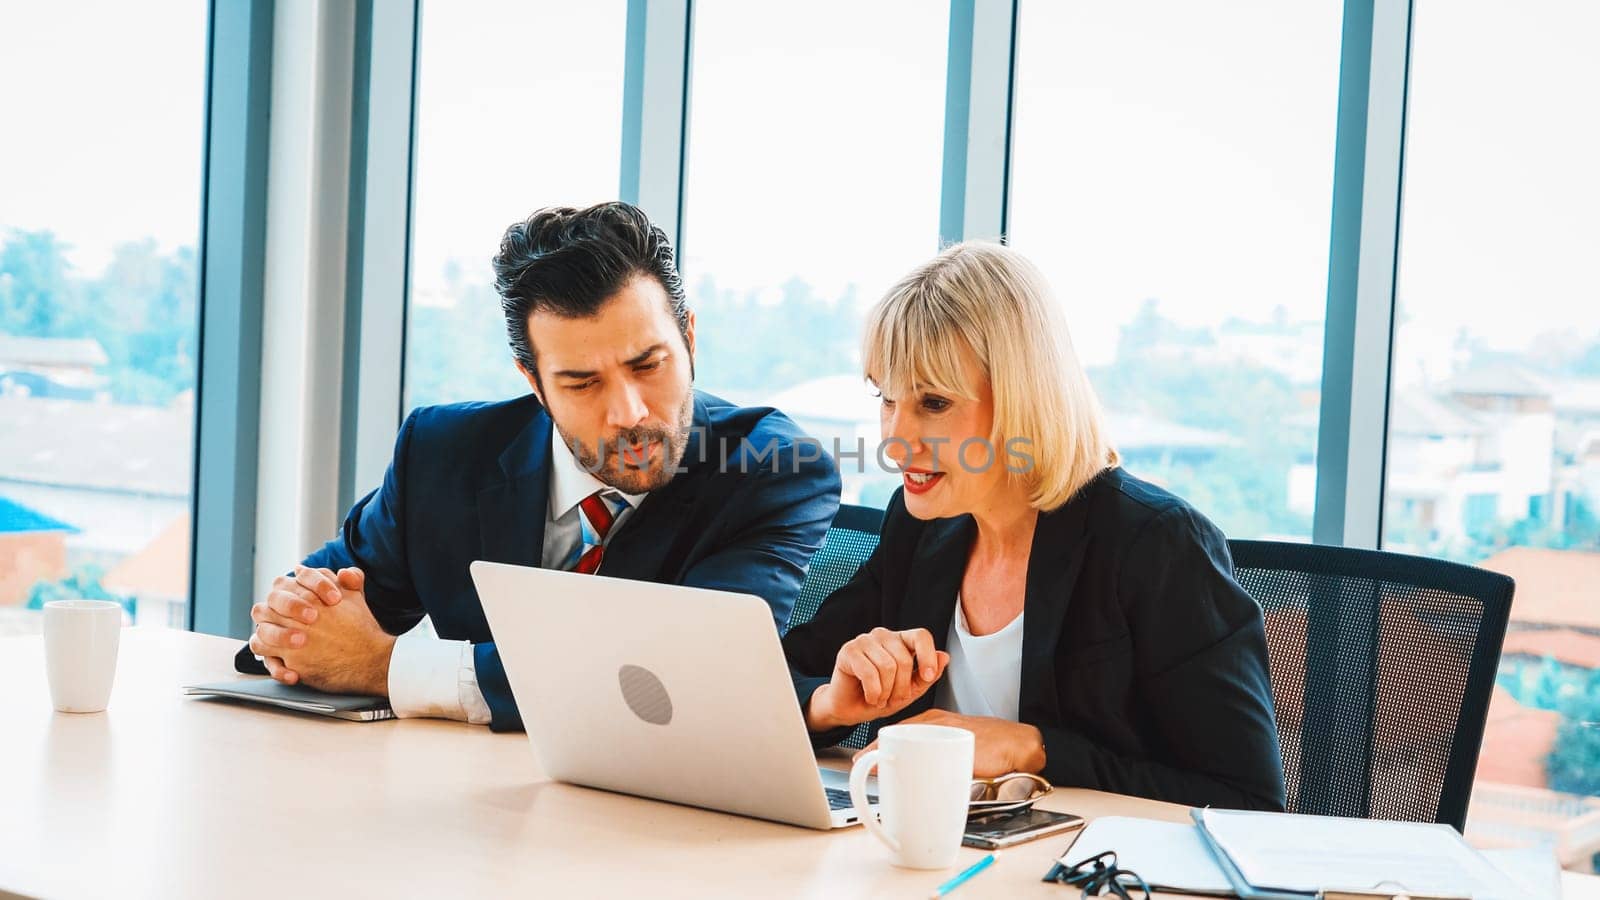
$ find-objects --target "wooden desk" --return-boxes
[1,629,1593,899]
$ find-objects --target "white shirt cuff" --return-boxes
[386,633,493,725]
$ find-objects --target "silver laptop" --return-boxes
[470,561,879,829]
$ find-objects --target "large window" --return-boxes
[1007,0,1344,540]
[1383,0,1600,860]
[679,0,950,506]
[404,0,628,411]
[0,2,208,633]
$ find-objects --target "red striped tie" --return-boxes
[573,490,624,575]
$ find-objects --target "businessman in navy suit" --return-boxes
[243,202,841,730]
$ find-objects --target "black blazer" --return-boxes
[783,467,1286,811]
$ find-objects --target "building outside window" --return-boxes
[0,1,208,634]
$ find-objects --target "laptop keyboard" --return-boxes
[825,787,876,810]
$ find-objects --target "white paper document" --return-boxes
[1198,808,1527,899]
[1480,846,1562,899]
[1062,816,1233,895]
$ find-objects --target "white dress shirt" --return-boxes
[934,594,1025,722]
[386,431,644,724]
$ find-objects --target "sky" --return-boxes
[1392,0,1600,385]
[2,0,1596,377]
[0,1,208,272]
[408,0,626,303]
[1009,0,1345,366]
[677,0,947,304]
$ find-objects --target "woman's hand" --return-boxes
[804,627,950,731]
[856,709,1046,778]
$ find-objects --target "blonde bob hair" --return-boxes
[862,241,1119,512]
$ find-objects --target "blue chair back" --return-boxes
[789,504,884,629]
[789,504,885,749]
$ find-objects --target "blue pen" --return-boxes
[930,853,996,898]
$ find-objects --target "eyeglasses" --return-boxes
[1042,850,1152,899]
[970,772,1052,804]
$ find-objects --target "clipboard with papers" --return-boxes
[1057,810,1544,900]
[1188,808,1526,900]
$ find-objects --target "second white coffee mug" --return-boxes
[43,599,123,713]
[848,723,975,869]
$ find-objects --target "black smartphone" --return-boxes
[962,808,1086,849]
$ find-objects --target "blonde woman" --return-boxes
[782,243,1285,811]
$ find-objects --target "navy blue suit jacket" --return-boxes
[295,390,841,730]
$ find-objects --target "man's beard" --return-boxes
[556,390,695,495]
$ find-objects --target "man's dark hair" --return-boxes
[492,202,690,386]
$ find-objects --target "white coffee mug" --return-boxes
[43,599,123,713]
[849,723,975,869]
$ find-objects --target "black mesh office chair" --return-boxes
[1228,539,1514,831]
[789,503,885,749]
[790,504,885,628]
